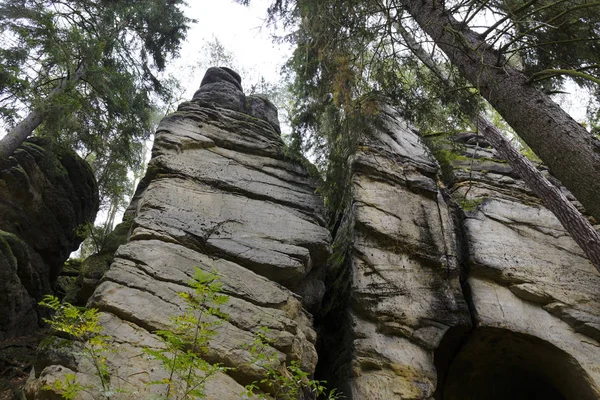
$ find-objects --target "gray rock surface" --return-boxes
[192,67,281,133]
[322,110,600,399]
[436,130,600,398]
[321,108,471,399]
[0,138,98,339]
[26,68,329,399]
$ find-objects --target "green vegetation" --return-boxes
[248,0,600,224]
[144,268,230,399]
[243,327,344,400]
[39,295,113,398]
[0,0,192,209]
[40,268,340,400]
[458,197,483,212]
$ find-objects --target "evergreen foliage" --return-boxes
[0,0,192,208]
[246,0,600,223]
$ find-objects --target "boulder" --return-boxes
[0,138,98,339]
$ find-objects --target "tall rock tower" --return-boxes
[26,67,330,399]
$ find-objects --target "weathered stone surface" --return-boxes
[0,138,98,339]
[436,130,600,398]
[191,67,281,134]
[23,72,600,399]
[0,231,38,338]
[320,108,471,399]
[321,109,600,399]
[26,68,328,399]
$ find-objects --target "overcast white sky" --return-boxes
[170,0,293,100]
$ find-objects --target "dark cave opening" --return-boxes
[434,327,597,400]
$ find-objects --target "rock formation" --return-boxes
[318,117,600,399]
[0,138,98,340]
[436,133,600,399]
[25,67,330,399]
[23,68,600,399]
[316,108,472,399]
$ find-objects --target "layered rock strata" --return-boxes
[322,120,600,399]
[0,138,98,339]
[438,133,600,399]
[26,67,330,399]
[319,108,472,399]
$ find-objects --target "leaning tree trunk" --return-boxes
[394,18,600,270]
[0,109,47,159]
[398,0,600,223]
[477,116,600,271]
[0,66,86,160]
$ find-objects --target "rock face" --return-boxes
[0,138,98,339]
[23,68,600,399]
[318,108,472,399]
[26,67,330,399]
[438,133,600,400]
[320,120,600,399]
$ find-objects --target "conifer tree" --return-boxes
[255,0,600,224]
[0,0,192,206]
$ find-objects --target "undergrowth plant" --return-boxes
[39,295,114,399]
[144,268,230,399]
[40,268,343,400]
[243,327,344,400]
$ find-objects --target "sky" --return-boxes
[168,0,293,100]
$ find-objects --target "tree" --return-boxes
[256,0,600,224]
[241,0,600,267]
[397,21,600,270]
[0,0,192,207]
[396,0,600,223]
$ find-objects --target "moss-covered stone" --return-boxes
[0,230,38,339]
[65,219,133,305]
[0,137,98,339]
[0,231,18,270]
[61,259,82,277]
[458,197,484,212]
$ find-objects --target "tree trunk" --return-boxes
[0,109,47,159]
[477,116,600,271]
[394,16,600,270]
[0,66,86,159]
[398,0,600,223]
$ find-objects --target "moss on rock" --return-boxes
[64,219,133,305]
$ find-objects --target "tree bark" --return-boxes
[0,65,86,159]
[394,16,600,270]
[397,0,600,223]
[0,109,47,159]
[477,115,600,272]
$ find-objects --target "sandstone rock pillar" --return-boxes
[26,67,331,399]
